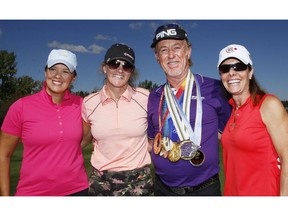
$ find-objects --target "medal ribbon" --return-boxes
[158,81,185,134]
[164,71,203,146]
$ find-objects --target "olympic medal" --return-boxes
[168,142,181,162]
[153,133,162,155]
[190,150,205,167]
[179,140,198,160]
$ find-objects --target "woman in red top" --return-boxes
[217,44,288,196]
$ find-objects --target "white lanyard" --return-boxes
[164,71,203,146]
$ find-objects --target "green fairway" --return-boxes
[9,143,94,195]
[9,143,225,195]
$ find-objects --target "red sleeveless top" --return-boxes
[221,94,280,196]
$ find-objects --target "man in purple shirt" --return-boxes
[148,23,231,195]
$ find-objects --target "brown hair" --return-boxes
[249,74,266,106]
[45,65,77,77]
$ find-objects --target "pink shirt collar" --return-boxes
[41,81,72,105]
[100,85,133,104]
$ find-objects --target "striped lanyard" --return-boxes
[158,79,185,135]
[164,71,203,146]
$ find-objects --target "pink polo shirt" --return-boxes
[1,86,88,196]
[82,85,151,172]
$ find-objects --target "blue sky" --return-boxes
[1,19,288,100]
[1,0,288,213]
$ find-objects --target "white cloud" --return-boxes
[186,22,198,29]
[128,22,143,30]
[88,44,105,54]
[48,41,88,52]
[47,40,105,54]
[94,34,117,41]
[149,22,160,31]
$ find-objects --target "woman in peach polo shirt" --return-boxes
[81,43,153,196]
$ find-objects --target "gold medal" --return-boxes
[190,150,205,167]
[153,133,162,155]
[168,142,181,162]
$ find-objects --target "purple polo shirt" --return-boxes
[148,73,231,187]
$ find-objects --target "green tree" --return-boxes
[0,50,17,101]
[13,76,42,97]
[138,80,159,91]
[0,50,42,126]
[74,90,90,98]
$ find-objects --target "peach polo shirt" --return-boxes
[82,85,151,172]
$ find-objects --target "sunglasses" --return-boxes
[106,59,134,73]
[218,62,249,74]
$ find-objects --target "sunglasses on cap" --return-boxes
[218,62,250,74]
[106,59,134,73]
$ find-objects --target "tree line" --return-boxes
[1,50,287,126]
[0,50,159,125]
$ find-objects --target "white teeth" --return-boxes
[168,62,178,66]
[228,80,240,84]
[52,81,62,85]
[114,75,123,79]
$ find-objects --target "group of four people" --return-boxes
[1,23,287,196]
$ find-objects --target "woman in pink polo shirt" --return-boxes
[81,43,153,196]
[0,49,89,196]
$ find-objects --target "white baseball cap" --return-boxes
[217,44,253,68]
[47,49,77,72]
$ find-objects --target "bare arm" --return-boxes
[0,131,20,196]
[148,138,153,153]
[81,120,92,149]
[261,96,288,196]
[218,132,222,140]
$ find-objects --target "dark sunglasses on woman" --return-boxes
[219,62,250,74]
[106,59,134,73]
